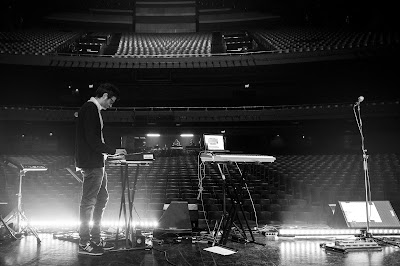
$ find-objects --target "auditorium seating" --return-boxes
[1,26,398,57]
[1,152,399,229]
[0,30,79,55]
[251,26,400,53]
[115,32,212,57]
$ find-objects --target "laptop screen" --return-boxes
[203,134,226,152]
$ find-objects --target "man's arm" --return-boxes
[83,106,116,155]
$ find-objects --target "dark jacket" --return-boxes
[75,101,115,168]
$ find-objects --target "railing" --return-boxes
[1,101,398,122]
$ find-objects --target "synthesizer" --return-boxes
[4,156,48,171]
[200,153,276,163]
[107,153,155,164]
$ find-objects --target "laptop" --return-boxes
[203,133,230,153]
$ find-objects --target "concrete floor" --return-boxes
[1,230,400,266]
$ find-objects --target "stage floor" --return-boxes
[1,231,400,266]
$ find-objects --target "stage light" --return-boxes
[180,134,194,137]
[278,228,400,237]
[26,219,159,230]
[146,133,160,137]
[28,220,79,228]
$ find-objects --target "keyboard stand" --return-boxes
[216,163,227,215]
[108,160,153,252]
[3,169,41,244]
[217,162,265,247]
[1,214,21,240]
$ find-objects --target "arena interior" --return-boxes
[1,1,400,265]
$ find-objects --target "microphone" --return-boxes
[355,96,364,106]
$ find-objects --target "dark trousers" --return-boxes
[79,167,108,244]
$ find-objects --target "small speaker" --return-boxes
[153,201,192,239]
[328,201,400,229]
[130,229,146,247]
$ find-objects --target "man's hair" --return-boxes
[95,83,120,100]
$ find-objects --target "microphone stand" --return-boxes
[353,101,372,238]
[319,103,385,252]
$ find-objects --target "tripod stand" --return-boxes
[3,169,41,243]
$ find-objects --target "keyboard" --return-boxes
[200,153,276,163]
[4,156,48,171]
[107,153,155,165]
[124,153,154,161]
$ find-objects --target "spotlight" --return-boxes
[146,133,160,137]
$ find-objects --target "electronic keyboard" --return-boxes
[4,156,48,171]
[107,153,154,165]
[200,153,276,163]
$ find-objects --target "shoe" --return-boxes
[98,238,115,251]
[78,241,104,256]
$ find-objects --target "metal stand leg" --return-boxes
[219,163,264,247]
[113,163,150,252]
[0,215,20,240]
[116,163,129,248]
[216,163,226,215]
[3,170,41,243]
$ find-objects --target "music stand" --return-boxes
[3,167,46,244]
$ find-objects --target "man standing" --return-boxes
[75,83,125,255]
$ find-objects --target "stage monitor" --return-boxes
[329,201,400,229]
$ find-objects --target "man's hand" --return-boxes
[115,148,127,156]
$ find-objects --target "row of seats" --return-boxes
[1,153,398,228]
[249,153,400,205]
[0,30,79,55]
[251,26,400,53]
[115,32,212,56]
[1,28,398,56]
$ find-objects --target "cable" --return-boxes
[234,162,259,230]
[196,151,211,234]
[243,182,259,230]
[152,247,177,266]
